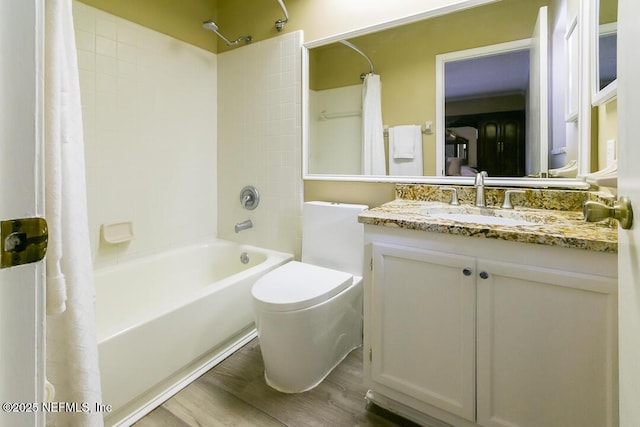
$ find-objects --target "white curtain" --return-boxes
[362,74,386,175]
[45,1,103,426]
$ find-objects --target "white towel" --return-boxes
[45,1,104,426]
[390,125,420,159]
[388,125,423,176]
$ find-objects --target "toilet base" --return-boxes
[264,344,361,394]
[254,277,363,394]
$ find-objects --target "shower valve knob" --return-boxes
[240,186,260,210]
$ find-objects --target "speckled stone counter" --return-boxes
[358,185,618,253]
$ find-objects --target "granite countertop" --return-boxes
[358,199,618,253]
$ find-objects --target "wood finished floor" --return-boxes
[134,338,420,427]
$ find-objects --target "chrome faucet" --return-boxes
[234,219,253,233]
[474,171,489,207]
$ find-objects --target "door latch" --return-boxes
[1,218,48,268]
[583,197,633,230]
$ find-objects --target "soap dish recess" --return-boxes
[101,222,134,244]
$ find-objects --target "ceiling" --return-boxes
[445,49,530,100]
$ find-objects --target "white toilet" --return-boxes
[251,201,368,393]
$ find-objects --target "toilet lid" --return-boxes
[252,261,353,312]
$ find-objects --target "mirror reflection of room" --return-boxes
[443,48,530,177]
[588,0,618,189]
[307,0,578,179]
[597,0,617,92]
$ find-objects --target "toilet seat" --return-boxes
[252,261,353,312]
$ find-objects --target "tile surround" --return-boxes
[74,2,218,267]
[70,2,613,262]
[217,31,304,259]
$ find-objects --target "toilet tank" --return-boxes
[301,201,368,276]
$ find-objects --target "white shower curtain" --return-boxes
[362,74,386,175]
[45,1,103,426]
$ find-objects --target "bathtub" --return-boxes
[95,240,293,426]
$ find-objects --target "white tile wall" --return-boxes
[73,2,218,267]
[217,32,304,259]
[309,85,363,174]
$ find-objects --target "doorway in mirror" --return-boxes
[446,111,525,177]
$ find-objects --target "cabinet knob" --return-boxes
[479,271,489,280]
[463,268,473,276]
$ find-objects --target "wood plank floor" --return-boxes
[134,338,420,426]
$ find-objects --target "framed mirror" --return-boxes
[592,0,618,106]
[303,0,590,188]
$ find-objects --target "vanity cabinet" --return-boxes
[368,243,476,420]
[364,227,617,427]
[474,258,616,427]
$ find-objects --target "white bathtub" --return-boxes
[95,240,293,426]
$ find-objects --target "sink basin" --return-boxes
[428,212,537,227]
[421,204,544,227]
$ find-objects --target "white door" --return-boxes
[0,1,46,427]
[616,0,640,425]
[527,6,549,177]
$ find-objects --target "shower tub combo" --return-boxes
[95,239,292,426]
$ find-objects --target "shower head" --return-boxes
[202,20,219,32]
[202,20,252,46]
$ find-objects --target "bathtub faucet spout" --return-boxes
[235,219,253,233]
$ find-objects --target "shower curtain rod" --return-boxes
[275,0,289,31]
[339,40,375,77]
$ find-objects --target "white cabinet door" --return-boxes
[476,259,618,427]
[370,243,476,421]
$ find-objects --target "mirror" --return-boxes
[592,0,617,105]
[304,0,590,187]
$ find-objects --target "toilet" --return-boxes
[251,201,368,393]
